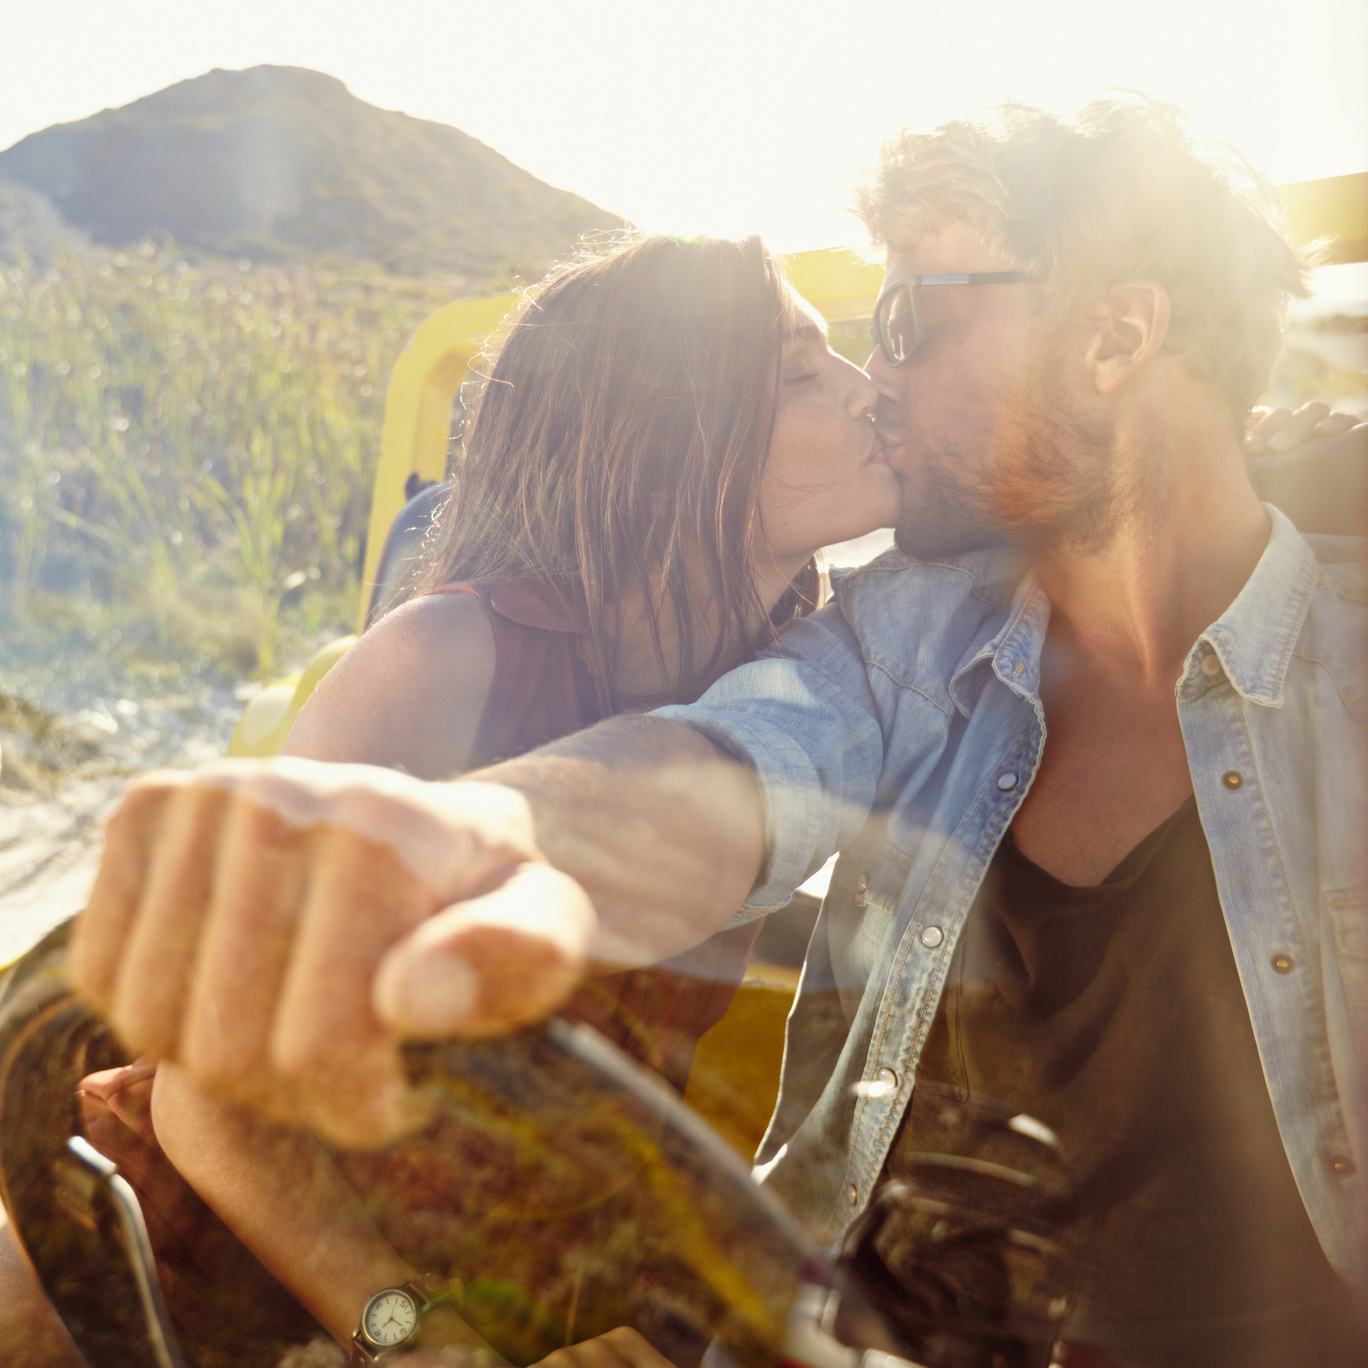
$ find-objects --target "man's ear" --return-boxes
[1084,282,1171,396]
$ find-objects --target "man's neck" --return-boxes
[1030,421,1270,687]
[1010,415,1269,884]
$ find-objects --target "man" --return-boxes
[50,99,1368,1364]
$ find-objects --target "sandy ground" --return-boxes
[0,777,123,967]
[0,654,246,969]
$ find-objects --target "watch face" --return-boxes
[363,1289,420,1346]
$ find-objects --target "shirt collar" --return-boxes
[945,505,1317,715]
[1190,505,1318,708]
[948,567,1050,717]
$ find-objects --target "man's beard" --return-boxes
[890,362,1127,562]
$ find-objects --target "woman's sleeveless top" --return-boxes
[428,578,761,1092]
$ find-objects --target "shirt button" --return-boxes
[1330,1154,1357,1177]
[846,1183,859,1206]
[855,873,868,895]
[920,925,945,949]
[997,771,1019,792]
[1221,770,1243,790]
[876,1066,899,1089]
[1270,952,1295,974]
[1200,653,1221,677]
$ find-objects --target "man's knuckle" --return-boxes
[270,1025,332,1084]
[112,1002,175,1060]
[231,791,284,838]
[108,786,161,833]
[181,1030,250,1092]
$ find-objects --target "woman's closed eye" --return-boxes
[780,325,831,387]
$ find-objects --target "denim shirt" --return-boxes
[655,506,1366,1289]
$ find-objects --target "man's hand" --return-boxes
[69,758,597,1147]
[1245,399,1360,453]
[70,718,765,1146]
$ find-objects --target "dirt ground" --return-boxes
[0,777,120,967]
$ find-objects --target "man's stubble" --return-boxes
[889,351,1129,563]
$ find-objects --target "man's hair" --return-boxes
[856,97,1312,415]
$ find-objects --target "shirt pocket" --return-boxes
[1325,888,1366,1071]
[837,836,909,918]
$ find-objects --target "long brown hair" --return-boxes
[413,234,813,709]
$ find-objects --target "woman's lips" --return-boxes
[866,433,888,464]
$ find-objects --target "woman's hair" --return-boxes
[413,234,812,709]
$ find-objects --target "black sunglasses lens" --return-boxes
[877,286,917,365]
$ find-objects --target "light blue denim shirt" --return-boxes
[655,506,1366,1290]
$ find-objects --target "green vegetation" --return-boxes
[1,240,457,675]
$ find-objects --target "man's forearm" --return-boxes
[69,717,768,1146]
[473,715,768,965]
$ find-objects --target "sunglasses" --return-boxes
[871,272,1035,366]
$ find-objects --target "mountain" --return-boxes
[0,66,623,281]
[0,175,101,269]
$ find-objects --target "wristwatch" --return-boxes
[350,1273,461,1365]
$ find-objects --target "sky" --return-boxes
[2,0,1365,297]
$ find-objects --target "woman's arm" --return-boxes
[151,1064,415,1345]
[284,591,497,778]
[153,592,500,1349]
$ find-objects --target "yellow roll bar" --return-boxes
[358,292,524,626]
[1279,172,1368,265]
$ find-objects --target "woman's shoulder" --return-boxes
[283,590,497,776]
[357,589,499,684]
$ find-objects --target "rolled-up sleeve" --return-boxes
[653,606,885,911]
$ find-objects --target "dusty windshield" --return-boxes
[1,70,1364,1368]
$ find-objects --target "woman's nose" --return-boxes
[846,362,880,418]
[863,345,903,399]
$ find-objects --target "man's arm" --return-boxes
[461,716,767,972]
[72,588,884,1146]
[69,717,765,1147]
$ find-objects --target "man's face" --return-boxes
[868,223,1116,560]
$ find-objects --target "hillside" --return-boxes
[0,66,623,283]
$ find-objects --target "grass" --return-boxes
[0,238,459,676]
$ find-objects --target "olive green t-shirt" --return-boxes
[884,800,1361,1368]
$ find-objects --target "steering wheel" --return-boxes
[0,921,817,1368]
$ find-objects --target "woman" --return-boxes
[288,233,894,779]
[88,233,898,1363]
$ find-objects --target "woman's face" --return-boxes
[758,312,901,569]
